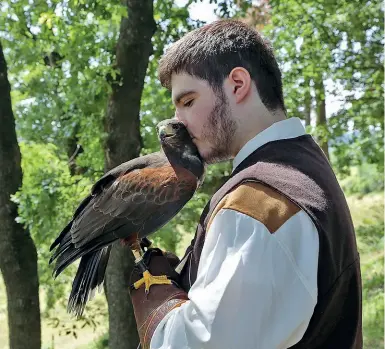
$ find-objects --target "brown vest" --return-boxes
[179,135,362,348]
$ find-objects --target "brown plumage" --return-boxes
[49,119,205,317]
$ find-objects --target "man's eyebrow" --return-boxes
[173,90,196,105]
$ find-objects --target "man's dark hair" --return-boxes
[158,19,285,112]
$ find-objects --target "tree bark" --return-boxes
[66,123,86,176]
[103,1,156,349]
[0,42,41,349]
[315,79,329,159]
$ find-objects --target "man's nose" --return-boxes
[174,111,187,127]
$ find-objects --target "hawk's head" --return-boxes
[157,119,205,182]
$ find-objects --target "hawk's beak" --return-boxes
[158,124,175,139]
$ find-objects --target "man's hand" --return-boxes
[130,248,188,349]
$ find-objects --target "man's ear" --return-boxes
[228,67,252,103]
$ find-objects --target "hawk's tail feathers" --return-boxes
[67,246,112,318]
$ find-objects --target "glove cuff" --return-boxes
[136,290,188,349]
[129,248,188,349]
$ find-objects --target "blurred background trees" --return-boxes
[0,0,383,348]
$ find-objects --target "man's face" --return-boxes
[171,73,237,164]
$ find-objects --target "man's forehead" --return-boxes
[171,72,197,89]
[171,73,209,99]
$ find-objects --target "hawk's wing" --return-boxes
[70,165,197,248]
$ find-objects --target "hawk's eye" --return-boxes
[172,124,180,130]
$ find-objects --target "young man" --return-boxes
[130,19,362,349]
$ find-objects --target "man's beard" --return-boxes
[200,89,237,164]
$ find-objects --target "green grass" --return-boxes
[347,192,384,348]
[0,275,7,348]
[0,276,107,349]
[0,191,383,348]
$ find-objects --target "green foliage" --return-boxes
[338,163,384,196]
[47,296,108,343]
[265,0,384,172]
[12,142,93,312]
[1,0,121,173]
[84,333,109,349]
[10,143,109,341]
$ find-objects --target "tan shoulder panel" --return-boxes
[207,182,301,233]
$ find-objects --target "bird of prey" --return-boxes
[49,119,205,317]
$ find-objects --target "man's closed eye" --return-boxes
[184,99,194,107]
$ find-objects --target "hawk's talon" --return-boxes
[133,270,172,294]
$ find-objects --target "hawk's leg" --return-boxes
[130,240,172,294]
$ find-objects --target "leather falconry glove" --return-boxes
[130,248,188,349]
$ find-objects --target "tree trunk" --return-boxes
[103,1,156,349]
[315,79,329,159]
[66,123,85,176]
[0,42,41,349]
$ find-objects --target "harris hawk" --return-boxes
[49,119,205,317]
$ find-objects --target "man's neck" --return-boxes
[232,109,286,157]
[231,117,306,171]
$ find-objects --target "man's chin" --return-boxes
[195,143,213,163]
[200,146,230,165]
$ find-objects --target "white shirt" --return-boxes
[151,118,319,349]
